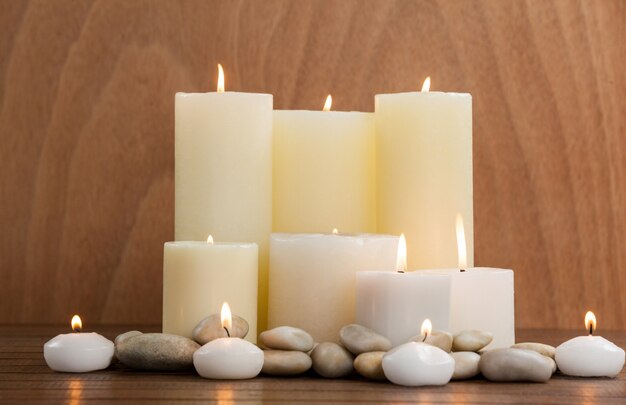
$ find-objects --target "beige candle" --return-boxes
[273,95,376,233]
[175,65,272,332]
[162,239,258,343]
[375,78,473,269]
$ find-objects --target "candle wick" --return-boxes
[397,270,404,274]
[224,326,230,338]
[460,269,466,273]
[422,333,428,342]
[589,325,593,336]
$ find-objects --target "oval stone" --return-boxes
[479,348,553,382]
[354,351,386,380]
[115,332,200,371]
[311,342,353,378]
[453,330,493,352]
[340,324,392,355]
[382,342,454,387]
[192,314,249,345]
[260,326,314,352]
[262,350,312,376]
[511,342,556,359]
[451,351,480,380]
[410,330,453,352]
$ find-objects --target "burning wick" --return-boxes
[224,326,231,338]
[460,269,466,273]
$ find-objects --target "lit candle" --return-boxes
[162,236,258,342]
[423,214,515,349]
[175,64,272,331]
[382,319,455,386]
[43,315,114,373]
[376,77,474,269]
[273,95,376,234]
[193,303,264,379]
[555,311,625,377]
[268,232,398,342]
[355,234,452,346]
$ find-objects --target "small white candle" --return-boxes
[555,311,625,377]
[355,235,451,346]
[382,320,454,386]
[193,303,264,380]
[268,232,399,342]
[43,315,114,373]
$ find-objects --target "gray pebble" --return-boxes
[451,351,481,380]
[262,350,312,376]
[260,326,314,352]
[192,314,249,345]
[511,342,556,359]
[311,342,353,378]
[354,351,386,380]
[411,330,453,352]
[453,330,493,352]
[115,332,199,371]
[339,324,392,355]
[479,348,553,382]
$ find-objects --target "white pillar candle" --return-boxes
[555,312,625,377]
[162,239,258,342]
[268,233,398,342]
[175,65,272,331]
[273,96,376,233]
[382,320,455,386]
[43,316,114,373]
[375,78,473,269]
[193,303,264,379]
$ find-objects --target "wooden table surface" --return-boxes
[1,326,624,404]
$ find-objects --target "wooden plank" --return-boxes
[0,1,625,330]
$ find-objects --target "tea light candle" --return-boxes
[382,320,455,386]
[555,311,625,377]
[43,315,114,373]
[193,303,264,379]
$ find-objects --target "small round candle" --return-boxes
[193,303,263,379]
[43,315,114,373]
[555,311,625,377]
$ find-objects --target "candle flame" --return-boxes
[323,94,332,111]
[585,311,596,335]
[71,315,82,333]
[221,302,232,331]
[207,235,214,244]
[396,233,407,273]
[217,64,225,93]
[421,76,431,92]
[332,228,339,234]
[456,213,468,269]
[421,319,432,339]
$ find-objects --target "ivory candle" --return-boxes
[273,95,376,233]
[162,239,258,342]
[268,233,398,342]
[175,65,272,331]
[375,78,473,269]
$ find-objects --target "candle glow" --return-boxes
[456,213,468,269]
[421,77,431,92]
[323,94,332,111]
[71,315,82,333]
[221,302,232,332]
[217,64,225,93]
[421,318,432,340]
[396,233,407,273]
[585,311,596,335]
[207,235,214,244]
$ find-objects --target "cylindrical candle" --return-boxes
[273,109,376,233]
[375,90,473,269]
[162,241,258,342]
[175,89,272,331]
[356,272,451,346]
[268,233,399,342]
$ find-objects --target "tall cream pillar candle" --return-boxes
[375,79,473,268]
[175,66,272,332]
[163,240,258,343]
[269,233,399,342]
[273,96,376,233]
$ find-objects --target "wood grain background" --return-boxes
[1,0,624,330]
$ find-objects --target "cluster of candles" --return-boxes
[43,64,624,383]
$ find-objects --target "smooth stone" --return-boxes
[512,342,556,359]
[340,324,392,355]
[410,330,453,353]
[548,356,557,374]
[382,342,455,387]
[479,348,553,382]
[115,333,199,371]
[260,326,314,352]
[192,314,249,344]
[453,330,493,352]
[115,330,142,345]
[310,342,353,378]
[354,351,386,380]
[555,336,625,377]
[451,351,481,380]
[262,350,312,376]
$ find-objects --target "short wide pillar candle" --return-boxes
[268,233,399,342]
[273,109,376,233]
[162,241,258,342]
[375,90,473,269]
